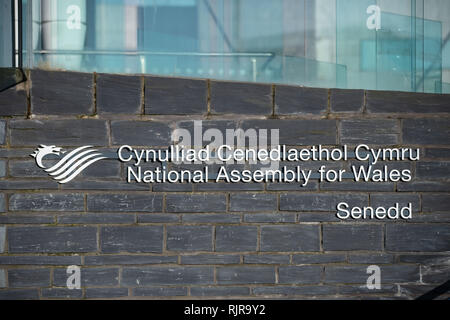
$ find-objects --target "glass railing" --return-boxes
[16,0,450,93]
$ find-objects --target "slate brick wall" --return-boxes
[0,69,449,300]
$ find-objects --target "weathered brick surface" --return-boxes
[0,70,449,299]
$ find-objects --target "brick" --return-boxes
[280,193,368,212]
[398,255,450,264]
[297,213,341,222]
[166,194,226,213]
[292,254,346,264]
[195,183,263,192]
[241,120,336,145]
[370,194,420,213]
[133,287,187,297]
[86,288,129,299]
[0,256,81,265]
[175,120,237,147]
[101,226,163,253]
[416,162,450,179]
[425,148,450,159]
[275,86,327,115]
[138,214,180,223]
[348,254,395,264]
[330,89,364,113]
[340,120,399,145]
[31,70,93,115]
[191,287,250,297]
[0,121,5,145]
[122,267,214,286]
[63,181,149,191]
[397,182,450,192]
[8,268,50,288]
[323,225,383,251]
[320,182,394,192]
[367,90,450,114]
[53,268,119,287]
[279,266,322,284]
[229,193,277,212]
[0,160,5,177]
[166,226,212,251]
[0,289,39,300]
[244,213,296,223]
[85,255,176,266]
[244,254,290,264]
[386,224,450,252]
[260,225,320,252]
[42,288,83,299]
[181,214,240,224]
[217,267,275,284]
[111,121,171,146]
[181,254,240,265]
[97,73,141,114]
[0,226,5,253]
[0,83,27,116]
[9,193,84,212]
[215,226,257,252]
[152,183,193,192]
[88,194,163,212]
[421,263,450,284]
[8,226,97,253]
[0,214,54,224]
[211,80,272,115]
[58,213,135,224]
[266,181,318,191]
[145,76,206,115]
[422,194,450,213]
[9,119,108,146]
[339,284,398,295]
[0,181,58,190]
[0,269,5,288]
[325,265,420,284]
[403,119,450,145]
[253,285,338,296]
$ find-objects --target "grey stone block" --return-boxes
[275,86,327,115]
[260,225,320,252]
[0,121,5,145]
[58,213,135,225]
[320,182,394,192]
[330,89,364,113]
[101,226,163,253]
[86,288,129,299]
[215,226,257,252]
[97,73,141,114]
[133,287,187,297]
[8,268,50,288]
[370,193,420,213]
[87,194,163,212]
[195,183,264,192]
[297,212,341,222]
[0,160,5,177]
[278,266,322,284]
[416,162,450,180]
[240,120,337,145]
[53,267,119,287]
[229,193,277,212]
[348,254,395,264]
[367,90,450,114]
[325,265,420,284]
[243,213,296,223]
[166,226,213,251]
[0,84,27,116]
[9,193,84,212]
[138,214,180,223]
[339,284,398,295]
[244,254,290,265]
[0,255,81,265]
[145,76,207,115]
[181,254,240,265]
[152,183,193,192]
[9,119,108,146]
[122,267,214,286]
[425,148,450,159]
[323,225,383,251]
[422,194,450,212]
[0,181,58,190]
[403,119,450,145]
[0,269,5,288]
[217,267,275,284]
[210,81,272,115]
[191,286,250,297]
[253,285,338,296]
[31,70,93,115]
[181,214,241,224]
[292,254,346,264]
[280,193,368,212]
[41,288,83,299]
[0,289,39,300]
[397,182,450,192]
[85,255,177,266]
[0,226,5,253]
[386,224,450,252]
[8,226,97,253]
[111,121,171,147]
[340,120,399,145]
[0,214,55,224]
[166,194,226,213]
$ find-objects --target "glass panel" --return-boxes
[20,0,450,93]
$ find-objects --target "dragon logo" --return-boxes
[31,145,106,184]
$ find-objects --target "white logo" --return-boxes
[30,145,106,184]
